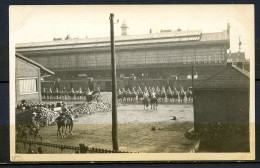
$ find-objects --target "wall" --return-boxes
[193,89,249,138]
[16,58,41,105]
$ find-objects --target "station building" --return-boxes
[15,23,231,91]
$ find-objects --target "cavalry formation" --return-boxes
[118,86,193,104]
[42,87,96,101]
[42,86,193,105]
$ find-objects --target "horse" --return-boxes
[167,91,174,103]
[56,116,73,138]
[160,91,166,103]
[142,97,149,110]
[186,90,193,103]
[137,91,144,103]
[173,91,179,103]
[16,125,42,142]
[150,97,158,110]
[117,92,124,102]
[130,91,138,103]
[179,91,186,103]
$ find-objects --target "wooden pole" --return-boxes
[191,65,194,88]
[109,13,119,151]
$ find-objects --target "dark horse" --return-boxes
[56,116,73,138]
[142,97,149,110]
[150,97,158,110]
[16,125,42,142]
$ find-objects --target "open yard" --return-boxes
[35,102,197,153]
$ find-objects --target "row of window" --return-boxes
[29,47,226,69]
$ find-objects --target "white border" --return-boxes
[9,5,255,162]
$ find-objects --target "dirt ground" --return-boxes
[36,102,197,153]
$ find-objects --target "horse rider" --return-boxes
[86,87,93,95]
[151,87,156,98]
[144,86,148,92]
[31,111,39,133]
[143,90,149,99]
[167,86,172,94]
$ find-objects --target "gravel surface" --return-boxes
[75,104,194,124]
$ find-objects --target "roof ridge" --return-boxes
[232,65,250,78]
[15,52,54,75]
[194,66,227,88]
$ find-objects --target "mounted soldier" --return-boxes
[179,86,186,103]
[30,111,39,134]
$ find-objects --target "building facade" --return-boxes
[15,53,54,105]
[15,24,230,91]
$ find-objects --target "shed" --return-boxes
[193,63,250,152]
[15,53,54,106]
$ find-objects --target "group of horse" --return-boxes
[42,87,93,101]
[16,114,74,142]
[117,87,193,104]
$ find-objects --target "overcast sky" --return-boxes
[10,5,254,59]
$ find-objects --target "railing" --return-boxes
[16,140,135,154]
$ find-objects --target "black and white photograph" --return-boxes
[9,5,255,161]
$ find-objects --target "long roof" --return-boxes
[193,64,249,90]
[15,29,229,51]
[16,53,55,76]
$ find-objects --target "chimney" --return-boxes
[121,20,128,36]
[227,23,230,36]
[150,28,152,34]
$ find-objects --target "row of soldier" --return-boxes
[42,86,193,103]
[118,86,193,103]
[42,87,97,101]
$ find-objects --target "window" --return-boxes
[19,78,38,94]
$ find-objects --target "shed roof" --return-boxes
[193,64,249,90]
[16,53,55,76]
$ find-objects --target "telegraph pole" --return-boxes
[191,65,194,88]
[109,13,119,151]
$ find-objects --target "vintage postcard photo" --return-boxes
[9,5,255,161]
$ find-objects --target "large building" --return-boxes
[15,23,231,91]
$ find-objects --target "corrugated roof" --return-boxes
[16,30,202,48]
[15,29,229,52]
[16,53,55,76]
[194,65,249,90]
[200,31,228,41]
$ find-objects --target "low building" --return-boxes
[193,63,250,152]
[227,51,247,63]
[15,53,54,106]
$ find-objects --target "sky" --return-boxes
[10,5,254,59]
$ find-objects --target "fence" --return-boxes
[16,140,135,154]
[16,140,79,154]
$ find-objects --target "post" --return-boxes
[191,65,194,87]
[110,13,119,151]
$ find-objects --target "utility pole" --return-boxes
[191,65,194,88]
[109,13,119,151]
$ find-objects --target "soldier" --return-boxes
[31,111,39,133]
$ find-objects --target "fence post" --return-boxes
[79,144,87,153]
